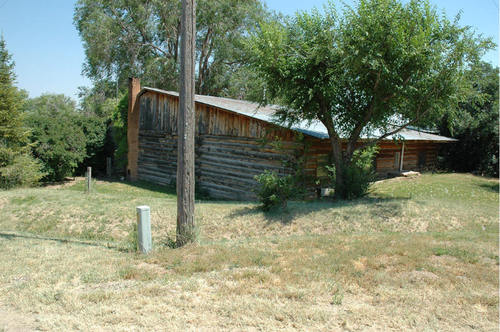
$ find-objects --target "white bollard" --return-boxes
[136,206,152,254]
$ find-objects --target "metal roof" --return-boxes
[140,87,457,142]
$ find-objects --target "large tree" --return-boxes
[439,62,499,177]
[74,0,266,97]
[247,0,493,198]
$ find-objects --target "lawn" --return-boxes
[0,173,498,331]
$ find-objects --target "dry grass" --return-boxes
[0,173,498,331]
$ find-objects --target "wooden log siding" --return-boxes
[137,91,305,200]
[374,142,439,174]
[137,90,442,199]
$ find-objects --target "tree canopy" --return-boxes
[247,0,493,198]
[439,62,499,176]
[74,0,267,97]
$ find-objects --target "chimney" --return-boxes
[127,77,141,181]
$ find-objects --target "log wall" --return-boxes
[137,91,304,200]
[375,141,439,174]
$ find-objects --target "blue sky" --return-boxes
[0,0,498,101]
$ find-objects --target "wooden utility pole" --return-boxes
[176,0,196,247]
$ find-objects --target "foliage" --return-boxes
[78,81,122,118]
[254,170,296,211]
[77,82,124,175]
[24,94,88,182]
[0,37,43,189]
[74,0,267,98]
[247,0,493,198]
[0,36,28,148]
[0,150,45,189]
[326,147,378,199]
[439,62,499,177]
[112,93,129,171]
[75,115,111,176]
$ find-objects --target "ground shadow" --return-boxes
[99,178,217,200]
[0,232,125,251]
[228,196,410,225]
[479,182,499,193]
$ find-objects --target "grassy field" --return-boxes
[0,173,498,331]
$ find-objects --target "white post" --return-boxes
[136,206,152,254]
[86,167,92,193]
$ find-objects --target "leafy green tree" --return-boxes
[247,0,493,198]
[439,62,499,177]
[24,94,88,182]
[74,0,267,97]
[78,80,121,118]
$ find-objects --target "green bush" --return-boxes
[0,152,45,189]
[327,147,377,199]
[111,93,129,171]
[254,170,296,211]
[24,94,88,182]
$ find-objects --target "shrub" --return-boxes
[327,147,377,199]
[254,170,296,211]
[24,94,88,182]
[0,152,45,189]
[111,93,129,171]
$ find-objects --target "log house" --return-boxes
[127,79,456,200]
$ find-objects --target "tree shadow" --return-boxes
[0,232,125,251]
[479,182,499,193]
[99,178,216,200]
[94,178,177,196]
[228,196,410,225]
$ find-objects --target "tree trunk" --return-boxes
[330,139,346,199]
[321,114,346,199]
[177,0,196,247]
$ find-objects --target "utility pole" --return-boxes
[176,0,196,247]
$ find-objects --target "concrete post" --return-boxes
[136,206,152,254]
[86,167,92,193]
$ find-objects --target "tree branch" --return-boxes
[357,107,431,150]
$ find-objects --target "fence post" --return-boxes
[136,206,152,254]
[86,167,92,193]
[106,157,112,177]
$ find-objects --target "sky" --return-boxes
[0,0,498,101]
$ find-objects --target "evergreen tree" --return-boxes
[0,36,27,148]
[0,37,45,188]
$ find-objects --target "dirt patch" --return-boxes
[137,262,168,276]
[0,305,37,332]
[402,270,440,283]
